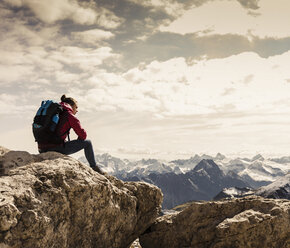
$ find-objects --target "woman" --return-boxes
[38,95,103,174]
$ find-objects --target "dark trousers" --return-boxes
[40,139,96,168]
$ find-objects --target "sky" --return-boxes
[1,0,290,160]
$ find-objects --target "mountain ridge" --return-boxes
[80,152,290,187]
[79,152,289,209]
[118,159,249,209]
[214,174,290,201]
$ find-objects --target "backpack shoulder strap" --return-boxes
[57,109,71,141]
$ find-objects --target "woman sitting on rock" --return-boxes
[38,94,103,174]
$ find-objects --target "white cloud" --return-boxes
[74,51,290,117]
[0,93,35,115]
[0,94,18,114]
[0,22,119,85]
[127,0,185,17]
[0,65,35,84]
[0,11,120,85]
[160,0,290,38]
[23,0,79,24]
[55,71,82,84]
[15,0,123,28]
[2,13,290,120]
[49,46,120,72]
[95,7,125,29]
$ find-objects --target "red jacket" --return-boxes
[58,102,87,141]
[38,102,87,150]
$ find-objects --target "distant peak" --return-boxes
[252,154,264,161]
[141,158,159,164]
[192,154,200,159]
[193,159,221,173]
[201,154,213,159]
[215,153,226,160]
[101,153,112,157]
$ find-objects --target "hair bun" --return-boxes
[61,94,66,102]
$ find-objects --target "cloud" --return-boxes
[126,0,185,17]
[0,65,35,84]
[93,7,125,29]
[2,0,22,7]
[0,4,122,87]
[2,0,123,28]
[243,74,254,84]
[160,1,254,36]
[236,0,260,10]
[0,94,18,114]
[0,18,120,85]
[49,46,121,72]
[71,29,115,45]
[126,0,260,16]
[160,0,290,38]
[65,51,290,119]
[116,31,290,70]
[0,93,35,115]
[1,0,290,118]
[24,0,95,24]
[221,88,236,96]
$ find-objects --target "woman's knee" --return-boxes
[83,139,92,148]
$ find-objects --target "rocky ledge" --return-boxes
[0,146,162,248]
[140,196,290,248]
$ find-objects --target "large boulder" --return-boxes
[0,147,162,248]
[140,196,290,248]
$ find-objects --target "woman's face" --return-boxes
[72,104,78,115]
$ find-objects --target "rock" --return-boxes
[129,238,142,248]
[140,196,290,248]
[0,147,162,248]
[0,146,9,156]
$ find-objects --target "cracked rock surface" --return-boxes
[140,196,290,248]
[0,146,162,248]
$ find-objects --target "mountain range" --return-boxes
[122,159,249,209]
[80,152,289,185]
[214,173,290,200]
[79,153,290,209]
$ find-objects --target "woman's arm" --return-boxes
[68,114,87,140]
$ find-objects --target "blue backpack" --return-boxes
[32,100,64,144]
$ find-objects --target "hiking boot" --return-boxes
[92,166,104,175]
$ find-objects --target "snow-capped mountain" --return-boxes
[214,174,290,200]
[79,154,181,176]
[170,153,226,173]
[256,174,290,199]
[269,156,290,164]
[79,153,129,174]
[221,155,288,187]
[213,187,255,201]
[79,152,289,209]
[117,159,249,209]
[171,153,289,187]
[79,152,290,189]
[124,159,182,177]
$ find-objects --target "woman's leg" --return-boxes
[63,139,97,168]
[40,140,103,173]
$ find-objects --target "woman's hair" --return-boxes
[61,94,77,107]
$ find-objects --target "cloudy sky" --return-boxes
[1,0,290,160]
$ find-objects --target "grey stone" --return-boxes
[0,147,162,248]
